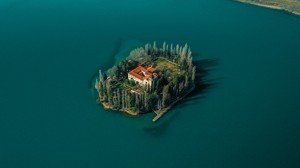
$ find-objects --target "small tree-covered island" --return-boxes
[95,42,196,122]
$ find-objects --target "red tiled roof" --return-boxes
[128,66,157,81]
[147,67,156,73]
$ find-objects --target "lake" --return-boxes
[0,0,300,167]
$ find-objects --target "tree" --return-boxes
[157,99,162,110]
[128,47,147,61]
[166,44,169,56]
[96,69,106,100]
[162,85,169,107]
[179,81,184,93]
[95,79,101,100]
[162,41,166,52]
[122,90,125,109]
[173,83,178,97]
[135,93,139,108]
[184,74,189,88]
[117,88,121,109]
[106,79,112,103]
[176,44,179,55]
[125,91,128,108]
[192,66,196,81]
[153,41,157,52]
[107,65,119,79]
[96,42,197,114]
[145,43,149,54]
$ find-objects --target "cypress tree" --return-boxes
[162,85,169,107]
[192,66,196,81]
[162,41,166,52]
[153,41,157,54]
[145,43,149,54]
[166,44,169,52]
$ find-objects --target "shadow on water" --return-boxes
[143,110,180,137]
[89,39,220,136]
[143,58,219,137]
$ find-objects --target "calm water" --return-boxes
[1,0,300,167]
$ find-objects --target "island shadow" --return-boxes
[143,57,219,137]
[89,40,220,136]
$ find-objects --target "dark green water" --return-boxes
[1,0,300,167]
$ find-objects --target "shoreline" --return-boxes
[99,101,139,116]
[98,84,195,120]
[153,85,196,122]
[94,42,197,122]
[236,0,300,16]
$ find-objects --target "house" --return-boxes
[128,66,158,86]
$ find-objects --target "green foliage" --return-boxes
[129,80,136,86]
[96,41,197,113]
[127,47,147,61]
[124,79,130,85]
[127,60,139,70]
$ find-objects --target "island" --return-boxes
[95,42,196,122]
[236,0,300,16]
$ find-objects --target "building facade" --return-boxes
[128,66,158,86]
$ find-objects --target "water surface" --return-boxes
[1,0,300,167]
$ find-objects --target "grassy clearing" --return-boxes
[154,57,181,76]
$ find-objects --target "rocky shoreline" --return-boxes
[236,0,300,16]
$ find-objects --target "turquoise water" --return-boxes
[1,0,300,167]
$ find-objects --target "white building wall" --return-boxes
[128,74,152,87]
